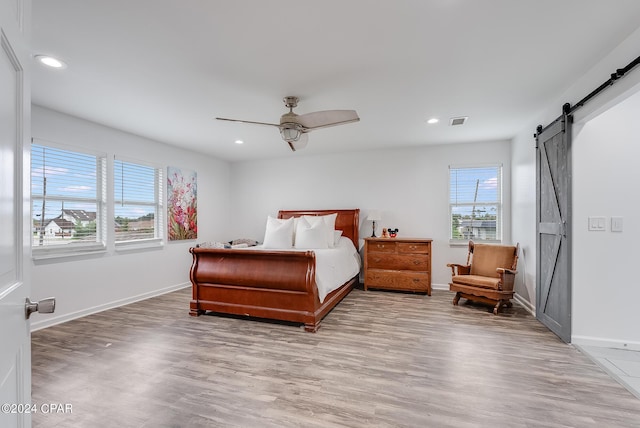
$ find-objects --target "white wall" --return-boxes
[510,132,537,309]
[30,106,231,330]
[228,141,512,288]
[571,90,640,350]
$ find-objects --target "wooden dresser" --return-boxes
[364,237,432,295]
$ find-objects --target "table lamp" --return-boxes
[367,211,382,237]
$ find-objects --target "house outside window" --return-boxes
[449,164,502,244]
[114,158,163,248]
[31,141,106,257]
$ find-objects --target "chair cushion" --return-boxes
[452,275,501,290]
[470,244,516,278]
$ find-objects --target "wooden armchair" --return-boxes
[447,241,519,315]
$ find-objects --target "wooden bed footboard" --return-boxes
[189,248,356,331]
[189,208,360,332]
[190,248,317,294]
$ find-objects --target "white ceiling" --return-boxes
[31,0,640,162]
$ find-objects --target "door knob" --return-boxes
[25,297,56,319]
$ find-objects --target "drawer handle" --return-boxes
[377,244,385,249]
[413,278,420,283]
[409,245,417,250]
[413,260,421,265]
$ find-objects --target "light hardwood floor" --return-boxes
[31,287,640,428]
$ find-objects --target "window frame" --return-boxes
[113,156,164,251]
[31,139,107,259]
[448,163,503,245]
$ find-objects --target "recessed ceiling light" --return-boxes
[234,140,244,145]
[427,118,439,124]
[34,54,67,69]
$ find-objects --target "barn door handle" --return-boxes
[25,297,56,319]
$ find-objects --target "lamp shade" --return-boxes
[366,210,382,222]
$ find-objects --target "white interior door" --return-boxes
[0,0,32,427]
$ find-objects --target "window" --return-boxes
[31,141,106,256]
[114,158,163,247]
[449,165,502,243]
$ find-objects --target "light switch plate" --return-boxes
[588,216,606,231]
[611,217,623,232]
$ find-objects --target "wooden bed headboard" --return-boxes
[278,209,360,248]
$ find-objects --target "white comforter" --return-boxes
[247,237,361,303]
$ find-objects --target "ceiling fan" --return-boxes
[216,96,360,151]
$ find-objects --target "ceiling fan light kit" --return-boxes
[279,123,303,142]
[216,96,359,152]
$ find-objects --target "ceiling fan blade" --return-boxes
[216,117,280,127]
[288,132,309,152]
[297,110,360,130]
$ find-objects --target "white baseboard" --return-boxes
[30,282,190,332]
[572,336,640,352]
[514,293,535,316]
[432,283,449,291]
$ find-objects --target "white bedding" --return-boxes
[246,237,361,303]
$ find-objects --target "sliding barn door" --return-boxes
[536,114,572,343]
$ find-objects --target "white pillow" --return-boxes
[262,216,294,249]
[303,213,338,247]
[294,216,329,249]
[291,216,300,241]
[333,230,343,246]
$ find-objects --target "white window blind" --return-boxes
[114,158,163,244]
[449,165,502,243]
[31,142,105,253]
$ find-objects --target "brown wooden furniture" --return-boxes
[364,237,432,295]
[189,209,359,332]
[447,240,519,315]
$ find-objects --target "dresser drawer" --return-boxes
[394,272,430,292]
[364,270,396,287]
[367,253,428,271]
[367,241,396,253]
[365,270,430,292]
[398,242,430,254]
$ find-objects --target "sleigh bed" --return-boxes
[189,209,360,332]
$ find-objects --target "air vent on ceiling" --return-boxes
[449,116,468,126]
